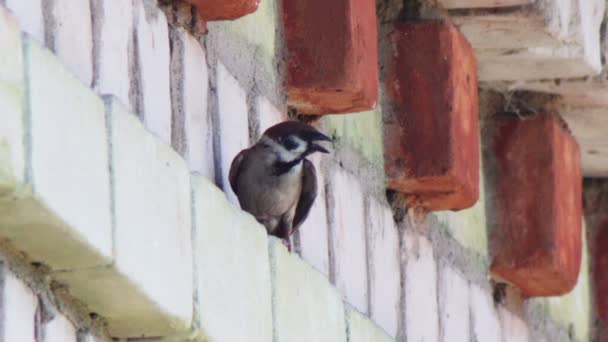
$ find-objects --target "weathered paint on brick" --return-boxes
[187,0,260,20]
[282,0,378,114]
[385,20,480,211]
[490,114,582,297]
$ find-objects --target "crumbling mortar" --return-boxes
[0,239,113,341]
[168,27,187,157]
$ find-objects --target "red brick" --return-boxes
[594,226,608,324]
[490,114,582,297]
[282,0,378,115]
[384,20,479,211]
[186,0,259,21]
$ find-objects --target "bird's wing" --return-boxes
[292,159,318,231]
[228,149,248,195]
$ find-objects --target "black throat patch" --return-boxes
[272,158,303,176]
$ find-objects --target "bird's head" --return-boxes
[261,121,332,162]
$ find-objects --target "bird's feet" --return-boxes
[281,238,292,253]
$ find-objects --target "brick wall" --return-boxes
[0,0,597,341]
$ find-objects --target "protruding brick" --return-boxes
[186,0,259,21]
[438,0,531,9]
[594,226,608,324]
[490,114,582,296]
[385,20,480,211]
[282,0,378,114]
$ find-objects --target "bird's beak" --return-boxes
[310,143,330,154]
[308,132,332,154]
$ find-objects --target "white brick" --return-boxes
[5,0,44,43]
[271,239,347,342]
[45,314,77,342]
[51,0,94,85]
[171,29,214,179]
[109,98,193,334]
[499,307,530,342]
[3,271,37,342]
[92,0,133,107]
[0,6,25,192]
[367,200,400,338]
[192,176,272,342]
[347,309,394,342]
[328,167,368,313]
[256,96,286,136]
[297,154,329,276]
[404,231,439,342]
[26,39,112,269]
[439,267,470,342]
[470,283,501,342]
[217,62,249,206]
[135,0,172,143]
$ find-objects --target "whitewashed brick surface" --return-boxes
[470,283,501,341]
[109,98,193,331]
[135,0,172,143]
[0,6,25,191]
[404,230,439,342]
[499,307,530,342]
[217,62,249,205]
[51,0,94,85]
[347,309,394,342]
[256,96,286,137]
[328,167,368,313]
[271,239,347,342]
[5,0,44,43]
[192,176,272,342]
[45,314,77,342]
[92,0,133,107]
[297,154,330,276]
[172,29,214,179]
[26,40,113,269]
[439,266,470,342]
[367,199,400,338]
[3,272,37,342]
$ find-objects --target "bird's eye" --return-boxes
[283,137,298,151]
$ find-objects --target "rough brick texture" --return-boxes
[282,0,378,114]
[594,226,608,323]
[186,0,260,21]
[490,114,582,296]
[385,20,479,211]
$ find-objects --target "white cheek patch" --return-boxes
[261,135,307,162]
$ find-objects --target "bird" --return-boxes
[229,121,332,251]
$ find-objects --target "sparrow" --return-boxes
[229,121,332,250]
